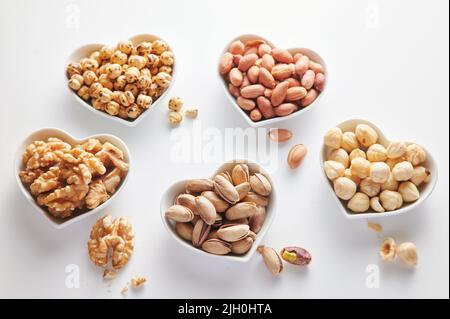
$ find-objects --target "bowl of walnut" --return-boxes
[15,128,131,228]
[66,34,176,126]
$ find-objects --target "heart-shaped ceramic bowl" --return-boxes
[219,34,327,127]
[320,119,438,219]
[160,159,276,262]
[65,34,176,127]
[15,128,131,229]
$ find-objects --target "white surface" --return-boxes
[0,0,448,299]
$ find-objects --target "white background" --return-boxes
[0,0,448,299]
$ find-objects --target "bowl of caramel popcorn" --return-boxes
[65,34,175,126]
[15,128,131,228]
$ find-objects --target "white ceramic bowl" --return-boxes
[65,33,176,127]
[320,119,438,219]
[219,34,327,127]
[160,159,276,262]
[15,128,131,229]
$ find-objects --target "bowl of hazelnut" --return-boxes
[65,34,176,126]
[320,119,437,219]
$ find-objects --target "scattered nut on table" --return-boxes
[131,276,147,288]
[66,38,174,121]
[19,138,128,218]
[88,215,134,270]
[166,163,271,257]
[379,238,418,267]
[323,123,431,213]
[220,38,326,122]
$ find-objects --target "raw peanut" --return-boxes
[247,66,260,84]
[285,78,300,88]
[237,96,256,111]
[250,108,262,121]
[238,53,258,72]
[258,68,276,89]
[244,46,258,56]
[271,64,292,80]
[233,54,242,65]
[274,103,297,116]
[229,40,245,55]
[287,144,308,169]
[261,54,275,71]
[271,48,294,63]
[219,52,233,75]
[229,68,243,87]
[258,44,272,57]
[241,75,250,88]
[256,96,275,119]
[228,84,240,98]
[264,89,272,98]
[309,60,324,73]
[295,55,309,77]
[255,58,262,67]
[293,52,303,62]
[314,73,325,91]
[240,84,265,99]
[269,129,293,142]
[246,39,265,47]
[285,87,308,101]
[300,89,318,107]
[271,81,289,106]
[301,70,315,90]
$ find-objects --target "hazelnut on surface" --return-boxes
[406,144,426,166]
[341,132,360,153]
[410,166,430,186]
[324,160,345,180]
[381,173,399,191]
[359,177,381,197]
[347,192,370,213]
[380,190,403,211]
[349,148,366,162]
[397,242,418,266]
[324,127,343,149]
[392,161,414,181]
[387,141,407,159]
[370,196,385,212]
[367,144,387,162]
[350,157,371,179]
[369,162,390,184]
[355,124,378,147]
[398,181,420,202]
[380,237,397,261]
[344,168,361,186]
[328,148,350,168]
[333,177,357,200]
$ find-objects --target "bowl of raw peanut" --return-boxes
[219,34,327,127]
[65,34,176,126]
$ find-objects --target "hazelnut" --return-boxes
[355,124,378,147]
[392,161,414,181]
[366,144,387,162]
[341,132,360,153]
[381,173,399,191]
[380,237,397,261]
[323,127,342,149]
[344,168,361,186]
[324,160,345,180]
[349,148,367,162]
[380,190,403,211]
[347,192,370,213]
[328,148,349,168]
[370,196,385,212]
[359,178,381,197]
[350,157,371,179]
[386,141,407,159]
[333,177,357,200]
[406,144,426,166]
[398,181,420,202]
[369,162,390,183]
[410,166,430,186]
[397,242,418,266]
[169,111,183,126]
